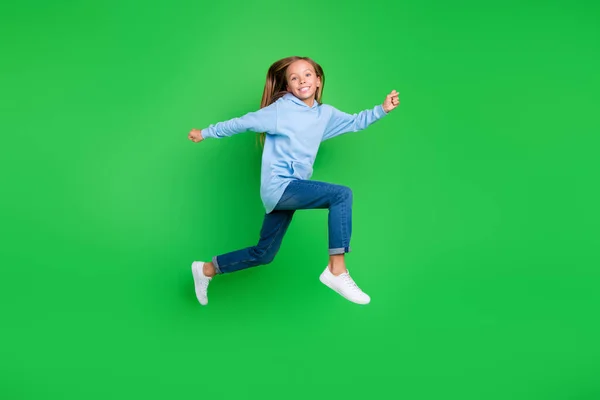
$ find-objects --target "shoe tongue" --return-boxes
[329,267,349,277]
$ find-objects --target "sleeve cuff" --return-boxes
[200,127,213,139]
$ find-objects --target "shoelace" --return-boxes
[340,273,361,292]
[200,279,209,290]
[197,271,211,292]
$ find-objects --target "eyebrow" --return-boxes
[288,69,313,77]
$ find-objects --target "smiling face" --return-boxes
[285,59,322,107]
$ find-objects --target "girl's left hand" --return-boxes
[382,90,400,113]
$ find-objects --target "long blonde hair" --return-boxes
[257,56,325,146]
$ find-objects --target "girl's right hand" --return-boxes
[188,128,204,143]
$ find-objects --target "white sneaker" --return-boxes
[319,267,371,305]
[191,261,212,306]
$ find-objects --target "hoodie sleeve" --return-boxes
[322,104,387,141]
[201,102,278,139]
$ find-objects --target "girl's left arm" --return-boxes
[322,90,399,141]
[322,104,387,141]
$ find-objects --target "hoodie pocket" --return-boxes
[290,161,313,180]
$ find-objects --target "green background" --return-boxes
[1,0,599,398]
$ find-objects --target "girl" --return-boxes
[188,56,400,305]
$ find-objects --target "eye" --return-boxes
[291,77,297,81]
[306,73,312,76]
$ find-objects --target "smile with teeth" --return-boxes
[298,86,310,93]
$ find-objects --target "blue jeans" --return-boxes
[212,180,353,274]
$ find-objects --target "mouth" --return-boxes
[298,86,311,94]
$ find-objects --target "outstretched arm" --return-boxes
[322,90,400,141]
[188,102,277,143]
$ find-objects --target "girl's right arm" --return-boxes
[189,102,278,142]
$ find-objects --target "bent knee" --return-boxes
[258,253,276,265]
[339,186,353,202]
[251,248,277,265]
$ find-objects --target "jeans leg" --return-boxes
[213,210,295,274]
[327,185,352,255]
[275,180,353,255]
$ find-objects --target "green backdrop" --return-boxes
[1,0,599,399]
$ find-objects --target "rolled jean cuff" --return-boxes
[212,255,223,274]
[329,246,351,255]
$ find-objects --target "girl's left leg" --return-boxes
[274,180,353,261]
[274,179,370,304]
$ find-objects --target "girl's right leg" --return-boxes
[208,209,295,275]
[192,210,294,306]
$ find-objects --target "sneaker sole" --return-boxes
[319,272,370,305]
[191,262,208,306]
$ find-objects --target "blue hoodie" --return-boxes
[201,93,387,213]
